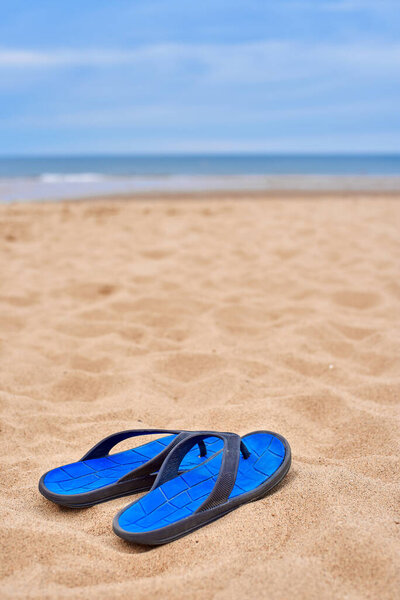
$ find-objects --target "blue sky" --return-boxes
[0,0,399,155]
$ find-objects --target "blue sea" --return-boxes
[1,154,400,202]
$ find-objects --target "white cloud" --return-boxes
[2,98,397,130]
[0,48,138,67]
[0,40,398,154]
[285,0,397,10]
[16,131,398,154]
[0,41,399,83]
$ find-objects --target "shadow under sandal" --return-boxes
[38,428,222,508]
[113,429,291,545]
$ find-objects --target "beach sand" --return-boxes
[0,191,399,599]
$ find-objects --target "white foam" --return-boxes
[38,173,108,183]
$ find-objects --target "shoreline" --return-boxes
[2,174,400,203]
[1,188,400,210]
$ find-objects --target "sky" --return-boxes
[0,0,399,155]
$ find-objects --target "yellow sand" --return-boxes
[0,192,399,599]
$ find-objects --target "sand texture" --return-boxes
[0,192,399,599]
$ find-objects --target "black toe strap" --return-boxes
[80,428,208,486]
[151,431,250,512]
[81,428,176,460]
[80,428,207,461]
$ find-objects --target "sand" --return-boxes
[0,191,399,599]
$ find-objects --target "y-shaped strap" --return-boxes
[151,431,250,512]
[79,429,208,485]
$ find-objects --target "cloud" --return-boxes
[1,41,399,82]
[0,48,138,67]
[284,0,398,11]
[8,131,397,154]
[0,37,398,154]
[2,98,397,130]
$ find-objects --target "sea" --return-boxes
[1,154,400,202]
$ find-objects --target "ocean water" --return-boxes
[2,154,400,178]
[0,154,400,202]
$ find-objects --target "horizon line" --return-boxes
[1,151,400,159]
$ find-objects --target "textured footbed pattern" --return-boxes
[117,433,285,533]
[43,435,223,496]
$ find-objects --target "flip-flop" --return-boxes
[113,429,291,545]
[39,429,223,508]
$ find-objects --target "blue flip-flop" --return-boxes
[38,429,223,508]
[113,430,291,545]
